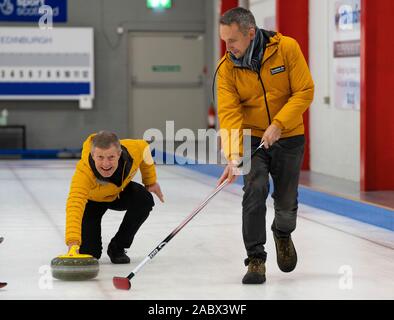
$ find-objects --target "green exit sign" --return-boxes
[152,65,181,72]
[147,0,172,9]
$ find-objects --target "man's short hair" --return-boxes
[219,7,257,35]
[91,131,121,152]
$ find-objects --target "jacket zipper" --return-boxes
[257,72,272,126]
[256,47,278,127]
[118,162,127,199]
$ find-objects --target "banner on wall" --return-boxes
[331,0,361,111]
[0,0,67,22]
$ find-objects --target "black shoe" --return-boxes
[273,233,297,272]
[107,242,130,264]
[242,258,266,284]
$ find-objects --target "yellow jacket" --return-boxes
[65,134,157,245]
[217,32,314,160]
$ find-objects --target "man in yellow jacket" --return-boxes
[65,131,164,263]
[216,7,314,284]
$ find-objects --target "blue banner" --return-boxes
[0,0,67,22]
[0,82,90,95]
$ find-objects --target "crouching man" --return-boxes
[65,131,164,263]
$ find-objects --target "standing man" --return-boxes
[65,131,164,264]
[216,7,314,284]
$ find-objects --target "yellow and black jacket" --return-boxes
[217,30,314,160]
[65,134,156,245]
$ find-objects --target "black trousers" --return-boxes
[79,181,154,259]
[242,135,305,262]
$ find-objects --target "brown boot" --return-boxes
[273,233,297,272]
[242,258,266,284]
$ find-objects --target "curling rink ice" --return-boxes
[0,160,393,300]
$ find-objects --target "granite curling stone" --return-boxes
[51,245,99,281]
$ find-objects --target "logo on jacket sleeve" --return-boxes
[270,65,286,75]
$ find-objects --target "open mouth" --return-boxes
[101,167,113,172]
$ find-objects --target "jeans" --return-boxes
[242,135,305,262]
[79,181,154,259]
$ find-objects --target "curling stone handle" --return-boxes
[68,245,80,256]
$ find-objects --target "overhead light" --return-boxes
[147,0,172,9]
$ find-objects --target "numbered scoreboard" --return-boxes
[0,27,94,108]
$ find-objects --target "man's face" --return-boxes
[219,23,255,59]
[91,145,121,178]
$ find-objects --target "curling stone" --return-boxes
[51,245,99,281]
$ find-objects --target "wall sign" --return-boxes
[331,0,361,111]
[0,0,67,22]
[0,27,94,108]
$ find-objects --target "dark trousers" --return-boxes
[242,135,305,262]
[79,181,154,259]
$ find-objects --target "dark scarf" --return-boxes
[229,28,267,73]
